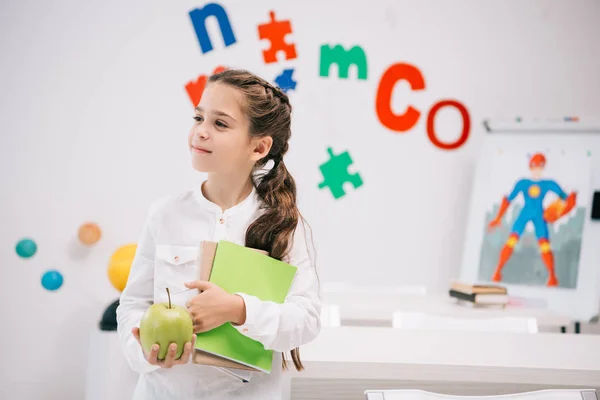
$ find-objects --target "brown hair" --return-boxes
[208,68,307,371]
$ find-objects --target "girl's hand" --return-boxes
[184,280,246,333]
[132,327,196,368]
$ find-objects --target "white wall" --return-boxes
[1,0,599,398]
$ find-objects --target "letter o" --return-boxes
[426,100,470,150]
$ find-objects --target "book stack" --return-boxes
[449,281,508,307]
[191,240,298,382]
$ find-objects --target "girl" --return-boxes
[116,69,321,399]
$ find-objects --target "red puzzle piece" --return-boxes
[185,66,227,106]
[257,11,296,64]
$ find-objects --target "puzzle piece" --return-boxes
[318,147,363,199]
[274,68,296,93]
[257,11,297,64]
[185,66,227,106]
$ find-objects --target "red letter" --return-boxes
[185,66,227,107]
[376,63,425,132]
[426,100,470,150]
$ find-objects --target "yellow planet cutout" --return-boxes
[108,244,137,292]
[79,222,102,245]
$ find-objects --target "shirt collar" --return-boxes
[193,180,259,216]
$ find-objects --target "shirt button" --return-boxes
[218,218,225,224]
[174,255,180,262]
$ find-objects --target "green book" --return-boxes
[193,240,298,373]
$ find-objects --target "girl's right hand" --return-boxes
[132,327,196,368]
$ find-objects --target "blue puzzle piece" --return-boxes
[189,3,237,54]
[274,68,297,93]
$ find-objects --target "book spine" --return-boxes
[449,289,508,305]
[449,289,476,302]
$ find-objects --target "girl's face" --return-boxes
[189,82,269,174]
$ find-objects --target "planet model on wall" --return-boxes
[78,223,102,246]
[16,238,37,258]
[41,270,63,291]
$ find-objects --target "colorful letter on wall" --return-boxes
[319,44,367,80]
[189,3,236,54]
[426,100,470,150]
[375,63,425,132]
[258,11,297,63]
[185,66,227,106]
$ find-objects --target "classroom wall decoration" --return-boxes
[320,45,368,80]
[478,150,591,289]
[78,222,102,246]
[318,148,363,199]
[185,65,227,109]
[189,3,237,54]
[257,11,296,63]
[184,2,471,200]
[107,244,138,293]
[15,222,102,292]
[15,235,66,291]
[41,270,63,291]
[16,238,37,258]
[375,64,470,150]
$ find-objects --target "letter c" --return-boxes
[375,63,425,132]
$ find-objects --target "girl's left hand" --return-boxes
[184,280,246,333]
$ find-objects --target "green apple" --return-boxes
[139,288,194,360]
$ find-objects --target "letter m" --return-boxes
[189,3,237,54]
[319,44,367,80]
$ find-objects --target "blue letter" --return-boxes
[189,3,236,54]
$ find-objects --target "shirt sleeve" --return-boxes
[232,218,322,353]
[115,203,162,374]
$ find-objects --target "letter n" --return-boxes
[319,44,367,80]
[189,3,236,54]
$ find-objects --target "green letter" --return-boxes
[319,44,367,80]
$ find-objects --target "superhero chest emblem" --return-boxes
[528,185,541,198]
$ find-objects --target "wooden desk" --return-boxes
[322,293,574,329]
[288,327,600,400]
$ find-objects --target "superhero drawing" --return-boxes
[487,153,577,287]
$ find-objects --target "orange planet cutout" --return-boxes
[108,244,137,292]
[78,222,102,245]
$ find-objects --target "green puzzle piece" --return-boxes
[318,147,363,199]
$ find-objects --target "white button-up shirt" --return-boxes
[116,182,321,399]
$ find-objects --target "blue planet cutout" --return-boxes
[41,270,63,291]
[16,238,37,258]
